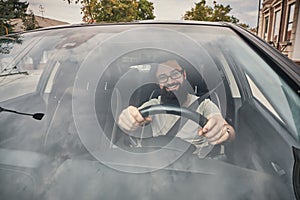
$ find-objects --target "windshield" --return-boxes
[0,36,46,101]
[0,24,298,200]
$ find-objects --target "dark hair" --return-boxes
[150,60,185,77]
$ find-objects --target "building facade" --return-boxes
[258,0,300,65]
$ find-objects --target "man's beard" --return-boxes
[160,80,192,106]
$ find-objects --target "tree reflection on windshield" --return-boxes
[0,35,22,55]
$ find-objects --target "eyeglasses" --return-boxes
[157,69,184,83]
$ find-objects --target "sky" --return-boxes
[27,0,260,28]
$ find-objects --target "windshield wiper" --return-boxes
[0,71,29,77]
[0,106,44,120]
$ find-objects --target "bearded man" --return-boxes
[118,60,235,155]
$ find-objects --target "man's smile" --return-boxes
[165,82,180,91]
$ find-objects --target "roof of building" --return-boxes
[10,15,69,33]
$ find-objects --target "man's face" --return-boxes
[156,60,186,91]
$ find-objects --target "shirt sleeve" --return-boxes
[197,99,221,118]
[138,98,160,110]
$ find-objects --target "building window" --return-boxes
[264,15,269,40]
[273,10,281,43]
[286,3,295,41]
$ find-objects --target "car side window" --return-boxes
[216,31,300,140]
[246,74,282,120]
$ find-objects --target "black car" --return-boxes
[0,21,299,200]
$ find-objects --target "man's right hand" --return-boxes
[118,106,152,132]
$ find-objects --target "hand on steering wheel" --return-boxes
[118,105,152,132]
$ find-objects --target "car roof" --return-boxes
[9,20,229,34]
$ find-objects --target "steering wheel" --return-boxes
[139,104,208,127]
[117,104,209,155]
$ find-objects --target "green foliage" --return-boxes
[0,0,39,35]
[95,0,138,22]
[80,0,99,23]
[23,10,39,31]
[184,0,241,24]
[66,0,155,23]
[239,23,250,29]
[136,0,155,20]
[184,0,212,21]
[0,0,29,35]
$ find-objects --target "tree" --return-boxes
[65,0,155,23]
[239,23,249,29]
[0,0,29,35]
[23,10,38,31]
[184,0,212,21]
[184,0,241,24]
[0,0,38,35]
[136,0,155,20]
[95,0,138,22]
[80,0,99,23]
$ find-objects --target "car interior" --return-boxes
[92,49,236,158]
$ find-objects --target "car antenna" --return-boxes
[0,106,44,120]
